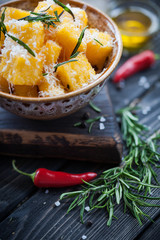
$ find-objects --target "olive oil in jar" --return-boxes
[112,6,159,49]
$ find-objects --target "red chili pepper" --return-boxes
[113,50,157,83]
[12,160,97,188]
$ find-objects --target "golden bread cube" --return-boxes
[58,8,87,30]
[74,8,88,30]
[44,26,57,42]
[0,47,43,86]
[40,40,61,65]
[34,1,64,42]
[56,23,86,60]
[64,8,88,30]
[43,11,73,42]
[0,76,9,93]
[6,21,44,52]
[1,7,30,22]
[57,53,95,91]
[0,32,5,48]
[85,29,113,70]
[14,85,38,97]
[34,1,63,16]
[39,75,65,97]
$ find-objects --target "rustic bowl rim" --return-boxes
[0,0,123,103]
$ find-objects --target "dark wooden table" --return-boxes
[0,1,160,239]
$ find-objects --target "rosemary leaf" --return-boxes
[54,59,78,72]
[115,182,120,204]
[53,0,75,20]
[70,51,80,59]
[1,7,6,23]
[74,122,82,127]
[40,6,51,12]
[107,198,114,226]
[80,200,86,224]
[42,73,48,76]
[0,7,7,39]
[58,10,64,18]
[7,34,35,57]
[89,101,101,113]
[67,196,79,213]
[85,116,101,124]
[94,38,104,46]
[54,10,60,22]
[71,26,88,57]
[88,122,94,133]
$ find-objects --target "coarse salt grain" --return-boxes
[55,201,61,207]
[45,189,49,194]
[85,206,90,212]
[82,235,87,240]
[43,202,46,205]
[142,106,151,115]
[99,122,105,130]
[100,116,106,122]
[143,82,150,89]
[138,76,147,86]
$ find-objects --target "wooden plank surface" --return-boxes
[0,87,122,163]
[0,0,160,239]
[0,157,66,222]
[0,79,160,240]
[138,217,160,240]
[0,81,160,240]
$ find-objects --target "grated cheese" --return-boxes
[39,63,65,97]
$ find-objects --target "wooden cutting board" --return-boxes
[0,85,122,163]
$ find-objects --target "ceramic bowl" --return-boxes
[0,0,122,120]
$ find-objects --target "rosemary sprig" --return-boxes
[0,8,35,57]
[54,59,78,72]
[94,38,104,46]
[70,26,88,58]
[18,11,60,29]
[53,0,75,20]
[61,106,160,225]
[74,116,102,133]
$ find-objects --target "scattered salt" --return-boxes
[55,201,61,207]
[100,116,106,122]
[45,189,49,194]
[142,106,151,115]
[143,82,150,89]
[82,235,87,240]
[85,206,90,212]
[138,76,147,86]
[43,202,46,205]
[99,123,105,130]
